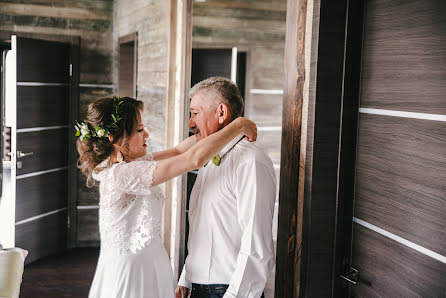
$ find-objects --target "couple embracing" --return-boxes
[77,77,276,298]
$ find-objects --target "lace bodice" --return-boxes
[93,151,164,255]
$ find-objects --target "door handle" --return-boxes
[340,267,359,285]
[17,151,34,158]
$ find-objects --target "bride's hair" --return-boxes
[77,96,143,187]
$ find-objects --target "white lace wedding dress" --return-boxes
[89,152,174,298]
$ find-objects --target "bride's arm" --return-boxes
[152,136,196,161]
[152,117,256,186]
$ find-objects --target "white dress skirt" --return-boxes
[89,154,174,298]
[89,237,174,298]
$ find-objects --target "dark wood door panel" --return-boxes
[17,37,70,83]
[118,41,135,97]
[360,0,446,115]
[15,210,67,264]
[351,224,446,298]
[16,129,69,176]
[15,170,68,222]
[17,86,69,129]
[191,49,231,86]
[77,209,99,246]
[355,113,446,255]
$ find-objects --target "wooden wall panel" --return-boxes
[355,113,446,256]
[256,130,281,165]
[16,129,68,175]
[15,211,67,264]
[114,0,170,152]
[17,86,69,128]
[360,0,446,115]
[77,171,100,206]
[16,170,68,221]
[77,209,99,245]
[352,224,446,297]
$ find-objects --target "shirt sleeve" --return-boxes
[178,264,192,289]
[113,160,158,196]
[223,158,277,298]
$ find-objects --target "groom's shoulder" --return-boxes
[234,139,273,167]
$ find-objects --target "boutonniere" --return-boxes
[210,136,244,167]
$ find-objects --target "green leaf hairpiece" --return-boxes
[75,95,125,141]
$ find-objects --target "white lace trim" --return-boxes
[96,151,163,256]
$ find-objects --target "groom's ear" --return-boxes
[217,103,230,124]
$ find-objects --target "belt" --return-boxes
[191,283,229,295]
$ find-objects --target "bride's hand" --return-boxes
[236,117,257,142]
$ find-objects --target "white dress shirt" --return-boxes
[178,135,276,298]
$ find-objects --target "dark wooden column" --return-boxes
[275,0,307,297]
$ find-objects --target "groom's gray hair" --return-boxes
[190,77,244,119]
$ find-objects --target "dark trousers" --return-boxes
[190,283,265,298]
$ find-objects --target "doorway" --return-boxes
[183,47,247,259]
[118,33,137,98]
[0,35,79,264]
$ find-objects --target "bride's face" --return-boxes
[126,110,149,160]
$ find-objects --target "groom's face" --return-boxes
[189,89,220,142]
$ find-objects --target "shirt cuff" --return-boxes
[178,267,192,289]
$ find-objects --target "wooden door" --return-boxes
[347,1,446,296]
[11,36,71,263]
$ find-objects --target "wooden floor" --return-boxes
[20,247,99,298]
[19,246,276,297]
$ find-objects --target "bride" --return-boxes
[76,96,257,298]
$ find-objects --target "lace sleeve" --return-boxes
[112,160,158,196]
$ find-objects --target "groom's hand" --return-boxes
[175,285,191,298]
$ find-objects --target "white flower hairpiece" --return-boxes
[75,95,124,141]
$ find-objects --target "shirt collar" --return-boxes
[218,134,244,158]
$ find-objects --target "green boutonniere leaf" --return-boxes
[212,154,221,166]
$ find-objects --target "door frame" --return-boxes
[275,0,364,297]
[0,31,80,249]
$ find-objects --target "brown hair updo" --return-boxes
[77,96,143,187]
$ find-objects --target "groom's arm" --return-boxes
[223,158,276,298]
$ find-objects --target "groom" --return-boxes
[176,77,276,298]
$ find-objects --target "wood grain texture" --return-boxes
[360,0,446,115]
[191,49,232,86]
[20,248,99,298]
[16,128,68,175]
[15,210,67,264]
[77,171,100,206]
[17,37,70,83]
[77,209,99,243]
[16,170,68,221]
[17,85,69,129]
[351,223,446,298]
[333,0,365,296]
[299,0,349,296]
[0,0,113,248]
[355,113,446,256]
[275,0,307,297]
[249,46,285,90]
[118,41,135,97]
